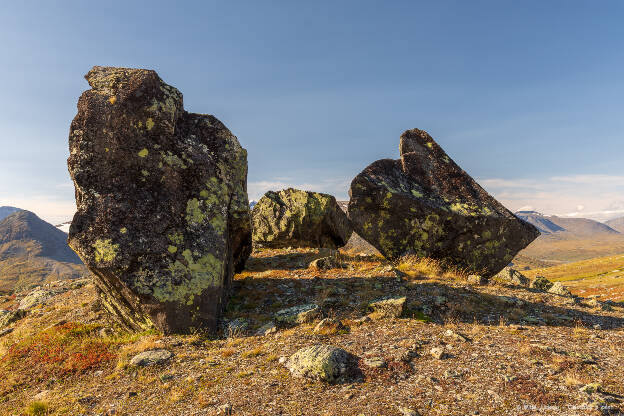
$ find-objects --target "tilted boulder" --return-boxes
[252,188,352,249]
[348,128,539,277]
[68,66,252,334]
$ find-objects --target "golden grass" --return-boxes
[395,256,467,281]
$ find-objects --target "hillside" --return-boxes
[0,211,87,293]
[0,206,21,222]
[0,248,622,415]
[513,212,624,269]
[606,217,624,233]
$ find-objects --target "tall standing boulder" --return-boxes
[67,66,252,334]
[252,188,352,249]
[348,128,539,277]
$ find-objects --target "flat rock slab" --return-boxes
[275,304,320,324]
[252,188,352,249]
[348,128,539,277]
[130,349,172,366]
[67,67,252,334]
[369,296,406,318]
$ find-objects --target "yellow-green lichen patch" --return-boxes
[146,118,155,131]
[156,250,224,305]
[93,239,119,264]
[108,96,117,105]
[186,198,206,225]
[411,189,423,198]
[138,148,149,158]
[167,245,178,254]
[168,232,184,246]
[120,227,127,234]
[426,142,433,148]
[141,170,149,177]
[161,151,187,169]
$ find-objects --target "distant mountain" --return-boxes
[516,211,620,237]
[0,206,21,222]
[0,210,87,293]
[605,217,624,234]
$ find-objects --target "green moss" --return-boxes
[93,239,119,264]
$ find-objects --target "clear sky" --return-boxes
[1,1,623,224]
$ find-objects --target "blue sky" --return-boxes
[1,1,623,223]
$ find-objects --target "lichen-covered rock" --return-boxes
[531,275,554,291]
[548,282,572,297]
[67,67,252,334]
[275,303,320,324]
[495,268,531,287]
[348,128,539,277]
[129,349,172,366]
[252,188,352,249]
[368,296,406,318]
[0,309,26,329]
[18,289,54,310]
[285,344,358,383]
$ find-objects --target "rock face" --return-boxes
[67,67,252,334]
[252,188,352,249]
[348,128,539,277]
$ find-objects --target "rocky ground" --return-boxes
[1,248,623,416]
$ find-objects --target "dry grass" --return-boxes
[395,256,467,281]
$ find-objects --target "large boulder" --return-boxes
[348,128,539,277]
[67,66,252,334]
[252,188,352,249]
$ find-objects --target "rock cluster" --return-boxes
[68,66,252,334]
[252,188,352,249]
[348,128,539,277]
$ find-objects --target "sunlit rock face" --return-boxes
[68,66,251,334]
[252,188,352,249]
[348,128,539,277]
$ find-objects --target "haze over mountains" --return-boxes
[515,211,620,236]
[0,209,86,293]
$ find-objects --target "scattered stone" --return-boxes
[495,268,530,287]
[548,282,573,297]
[588,299,613,311]
[369,296,406,318]
[353,316,372,325]
[278,356,288,364]
[581,383,603,394]
[275,304,320,324]
[67,66,252,334]
[0,327,13,337]
[224,318,249,337]
[256,321,277,336]
[309,256,347,270]
[285,344,358,383]
[18,289,54,310]
[129,349,173,366]
[467,274,488,285]
[252,188,353,249]
[363,357,386,368]
[530,275,554,291]
[347,128,538,276]
[444,329,469,342]
[430,347,446,360]
[397,407,421,416]
[218,403,233,415]
[0,309,27,329]
[314,318,346,334]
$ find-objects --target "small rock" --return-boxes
[224,318,249,336]
[444,329,469,342]
[580,383,603,394]
[530,275,554,291]
[495,268,530,287]
[363,357,386,368]
[369,296,406,318]
[430,347,446,360]
[0,309,27,329]
[353,316,372,325]
[129,349,172,366]
[467,275,488,285]
[275,304,320,324]
[278,356,288,364]
[218,403,233,415]
[310,257,347,270]
[547,282,572,297]
[397,406,421,416]
[18,289,54,310]
[256,321,277,336]
[33,390,50,401]
[285,344,358,383]
[314,318,346,334]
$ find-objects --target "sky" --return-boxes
[0,1,623,224]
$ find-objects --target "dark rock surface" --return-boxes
[252,188,352,249]
[67,66,251,334]
[348,128,539,277]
